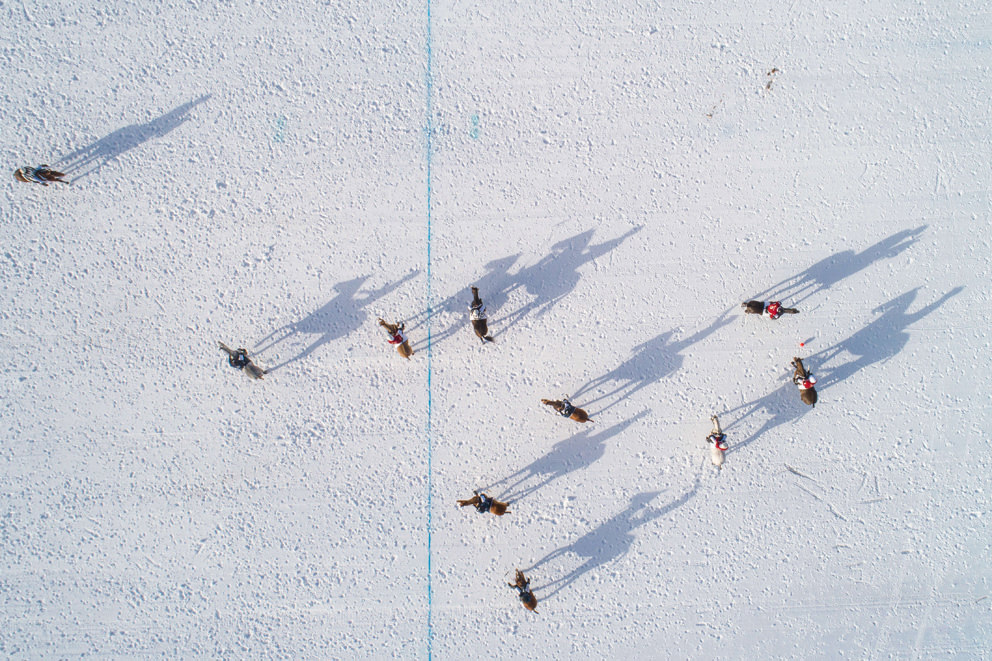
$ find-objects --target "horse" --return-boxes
[456,491,509,515]
[541,397,593,423]
[508,569,538,612]
[742,300,799,319]
[13,166,69,186]
[706,414,727,469]
[219,342,267,379]
[377,318,414,360]
[469,286,494,343]
[791,357,818,407]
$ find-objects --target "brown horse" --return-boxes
[469,286,494,343]
[13,166,69,186]
[219,342,267,379]
[378,318,414,359]
[791,357,817,407]
[456,491,509,515]
[541,397,593,423]
[508,569,538,612]
[742,300,799,318]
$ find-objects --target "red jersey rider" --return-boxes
[795,372,817,391]
[386,324,407,346]
[706,415,728,451]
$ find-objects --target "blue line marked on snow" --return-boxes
[273,115,286,143]
[425,0,435,658]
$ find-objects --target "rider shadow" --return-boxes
[407,254,520,352]
[753,226,926,306]
[811,286,963,392]
[723,379,809,456]
[58,94,211,182]
[572,309,735,415]
[255,271,418,372]
[527,480,699,601]
[484,411,648,503]
[494,225,643,334]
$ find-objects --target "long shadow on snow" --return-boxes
[722,378,810,456]
[58,95,211,182]
[526,480,699,601]
[483,411,648,504]
[722,287,961,455]
[254,271,418,372]
[492,226,642,335]
[809,286,963,392]
[750,226,926,307]
[571,308,734,416]
[406,226,641,351]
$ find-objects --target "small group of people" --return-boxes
[745,299,817,405]
[209,272,813,608]
[449,294,814,604]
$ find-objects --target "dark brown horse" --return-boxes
[469,286,494,343]
[742,300,798,318]
[791,357,817,407]
[541,397,593,423]
[219,342,267,379]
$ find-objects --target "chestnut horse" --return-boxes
[457,491,509,515]
[378,318,414,360]
[508,569,538,612]
[13,166,69,186]
[541,397,593,423]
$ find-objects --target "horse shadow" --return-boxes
[527,480,700,600]
[58,94,211,181]
[722,378,810,455]
[483,411,648,503]
[255,271,418,372]
[753,226,926,306]
[811,286,963,391]
[572,309,735,415]
[495,226,642,333]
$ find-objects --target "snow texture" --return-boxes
[1,0,990,658]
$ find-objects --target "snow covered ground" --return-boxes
[2,0,990,657]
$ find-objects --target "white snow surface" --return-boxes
[2,0,991,658]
